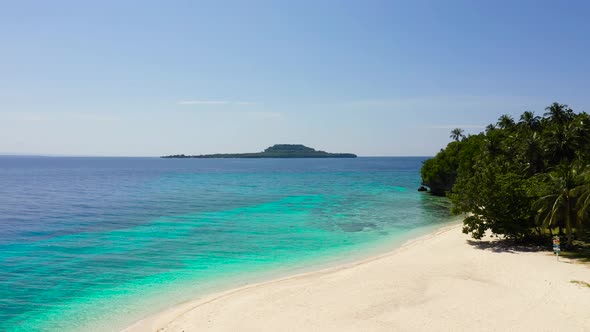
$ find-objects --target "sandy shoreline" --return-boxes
[124,224,590,331]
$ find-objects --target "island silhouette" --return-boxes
[162,144,357,158]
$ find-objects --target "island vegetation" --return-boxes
[421,102,590,249]
[162,144,357,158]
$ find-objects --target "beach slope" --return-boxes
[125,225,590,331]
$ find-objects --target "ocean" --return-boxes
[0,156,453,331]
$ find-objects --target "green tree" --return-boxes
[544,118,582,163]
[532,164,590,246]
[450,163,536,240]
[519,132,544,176]
[497,114,515,129]
[519,111,541,132]
[450,128,465,142]
[574,186,590,226]
[544,102,574,125]
[421,102,590,245]
[421,134,484,196]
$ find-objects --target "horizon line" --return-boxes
[0,153,434,158]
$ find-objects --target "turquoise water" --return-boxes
[0,157,452,331]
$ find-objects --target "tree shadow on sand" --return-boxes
[466,239,547,254]
[467,238,590,264]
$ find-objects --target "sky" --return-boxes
[1,0,589,156]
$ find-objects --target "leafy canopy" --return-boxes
[421,102,590,245]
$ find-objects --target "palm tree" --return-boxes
[544,120,582,163]
[450,128,465,142]
[533,164,590,246]
[515,111,544,175]
[544,102,574,125]
[519,111,541,131]
[521,132,544,175]
[497,114,515,129]
[483,134,502,159]
[485,124,496,133]
[572,167,590,227]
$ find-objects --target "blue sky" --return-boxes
[1,0,589,156]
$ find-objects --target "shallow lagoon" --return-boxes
[0,157,452,331]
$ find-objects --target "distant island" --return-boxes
[162,144,357,158]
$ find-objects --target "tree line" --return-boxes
[421,102,590,247]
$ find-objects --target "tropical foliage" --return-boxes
[421,102,590,246]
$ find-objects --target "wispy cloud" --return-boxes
[420,124,485,129]
[338,95,538,110]
[1,111,119,122]
[21,114,45,122]
[72,114,119,122]
[177,100,229,105]
[245,111,281,118]
[175,100,275,117]
[176,100,256,105]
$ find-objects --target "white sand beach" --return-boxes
[124,224,590,332]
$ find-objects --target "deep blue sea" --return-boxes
[0,157,452,331]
